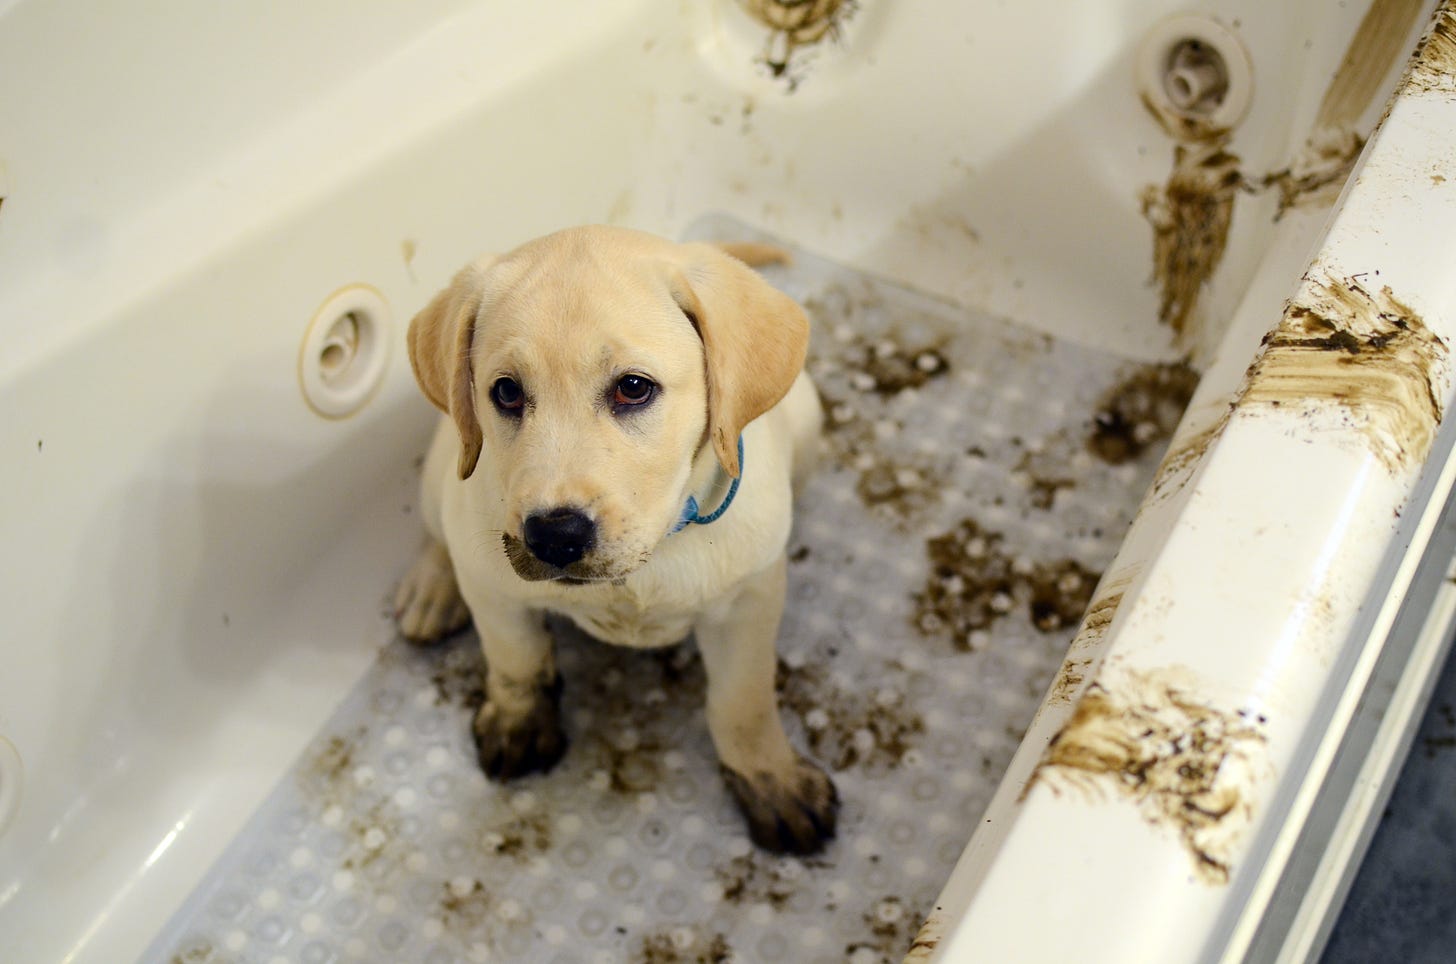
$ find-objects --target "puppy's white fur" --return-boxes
[395,226,837,853]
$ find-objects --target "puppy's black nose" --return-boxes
[522,508,597,569]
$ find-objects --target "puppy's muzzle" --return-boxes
[522,507,597,569]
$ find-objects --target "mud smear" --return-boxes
[716,851,827,909]
[914,519,1101,650]
[809,288,955,525]
[1261,128,1367,219]
[1027,475,1077,511]
[913,519,1018,648]
[1266,0,1423,217]
[777,659,925,770]
[845,895,927,962]
[847,341,951,398]
[437,876,535,950]
[1068,575,1130,653]
[295,726,406,877]
[1048,571,1134,705]
[1086,361,1200,466]
[580,644,705,794]
[1027,560,1101,633]
[1147,405,1232,501]
[428,641,486,710]
[1048,654,1095,706]
[853,455,948,520]
[1141,143,1243,337]
[1030,667,1268,884]
[904,910,944,963]
[169,941,219,964]
[636,929,733,964]
[439,878,493,932]
[1237,270,1449,472]
[805,282,953,397]
[303,729,362,790]
[742,0,859,88]
[482,812,553,863]
[1403,3,1456,95]
[821,382,949,525]
[1014,449,1077,511]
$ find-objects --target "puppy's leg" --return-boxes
[468,595,567,780]
[394,539,471,643]
[697,555,839,854]
[396,417,471,643]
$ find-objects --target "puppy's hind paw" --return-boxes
[472,677,568,781]
[723,757,840,856]
[394,541,470,644]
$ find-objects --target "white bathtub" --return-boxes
[3,1,1453,961]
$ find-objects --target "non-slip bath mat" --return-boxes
[145,216,1190,963]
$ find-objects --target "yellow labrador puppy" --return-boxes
[394,225,837,854]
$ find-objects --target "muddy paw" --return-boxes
[472,676,567,780]
[394,542,471,644]
[723,757,840,855]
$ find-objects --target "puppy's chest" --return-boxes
[558,587,697,649]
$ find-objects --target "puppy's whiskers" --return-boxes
[469,527,508,560]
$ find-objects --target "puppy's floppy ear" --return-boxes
[407,256,496,479]
[668,243,810,478]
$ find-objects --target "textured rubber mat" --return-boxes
[145,218,1188,963]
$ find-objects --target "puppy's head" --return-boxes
[407,226,808,584]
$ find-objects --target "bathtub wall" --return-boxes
[0,3,1402,962]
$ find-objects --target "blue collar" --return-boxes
[671,436,744,534]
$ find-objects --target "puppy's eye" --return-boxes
[613,374,656,408]
[491,376,525,413]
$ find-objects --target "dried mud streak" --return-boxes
[1087,362,1200,466]
[904,910,945,963]
[1141,142,1243,336]
[743,0,859,83]
[1148,405,1232,500]
[1048,569,1134,705]
[1264,128,1366,219]
[1403,2,1456,95]
[1030,668,1268,884]
[776,659,925,771]
[1266,0,1423,216]
[1238,272,1448,472]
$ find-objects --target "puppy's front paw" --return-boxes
[723,757,840,855]
[472,677,567,780]
[394,542,470,645]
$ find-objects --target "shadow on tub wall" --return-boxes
[44,353,433,875]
